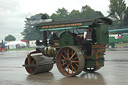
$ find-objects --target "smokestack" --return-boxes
[40,14,53,46]
[41,14,48,46]
[43,31,47,46]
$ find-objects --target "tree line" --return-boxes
[21,0,128,40]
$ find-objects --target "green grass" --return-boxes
[6,43,128,51]
[7,47,35,51]
[115,43,128,46]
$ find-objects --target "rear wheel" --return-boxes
[56,46,85,76]
[83,67,100,73]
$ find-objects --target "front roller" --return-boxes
[24,55,54,74]
[56,46,85,77]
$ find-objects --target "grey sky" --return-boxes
[0,0,29,41]
[0,0,128,41]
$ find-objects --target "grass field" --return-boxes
[4,43,128,52]
[115,43,128,46]
[7,47,35,51]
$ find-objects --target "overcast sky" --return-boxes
[0,0,128,41]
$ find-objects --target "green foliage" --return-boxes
[51,5,104,21]
[68,10,81,19]
[108,0,126,20]
[51,13,58,20]
[81,5,104,18]
[108,0,127,28]
[7,47,35,51]
[51,8,69,21]
[5,34,16,41]
[21,14,48,40]
[123,7,128,27]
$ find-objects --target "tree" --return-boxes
[81,5,104,18]
[5,34,16,41]
[21,14,49,40]
[108,0,127,28]
[51,8,69,21]
[123,7,128,27]
[51,13,59,21]
[68,10,81,19]
[51,6,104,21]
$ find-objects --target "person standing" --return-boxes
[82,26,93,51]
[1,42,6,51]
[0,42,2,52]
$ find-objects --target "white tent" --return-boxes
[5,41,27,49]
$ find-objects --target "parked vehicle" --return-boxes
[108,28,128,48]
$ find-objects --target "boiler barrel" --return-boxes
[42,47,56,57]
[25,55,53,74]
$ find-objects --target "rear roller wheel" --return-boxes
[56,46,85,76]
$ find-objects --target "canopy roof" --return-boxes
[109,28,128,33]
[36,17,112,31]
[40,26,89,31]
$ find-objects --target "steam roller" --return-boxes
[23,51,54,74]
[23,16,112,77]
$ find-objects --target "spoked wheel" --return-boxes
[56,46,85,77]
[83,67,100,73]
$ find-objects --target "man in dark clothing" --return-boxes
[50,31,58,40]
[49,31,58,46]
[81,25,96,55]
